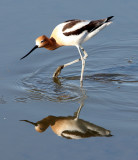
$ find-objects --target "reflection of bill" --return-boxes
[20,104,112,139]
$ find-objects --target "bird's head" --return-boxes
[36,35,49,48]
[20,119,50,133]
[20,35,49,60]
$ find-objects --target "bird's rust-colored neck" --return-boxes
[44,37,62,50]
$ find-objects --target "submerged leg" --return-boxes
[53,57,81,78]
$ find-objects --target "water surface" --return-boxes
[0,0,138,160]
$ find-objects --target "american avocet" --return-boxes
[20,104,112,139]
[21,16,114,87]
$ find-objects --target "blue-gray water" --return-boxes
[0,0,138,160]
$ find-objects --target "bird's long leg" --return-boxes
[53,57,81,78]
[76,45,85,87]
[80,46,88,60]
[53,46,87,87]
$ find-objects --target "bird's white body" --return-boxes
[51,20,112,46]
[50,21,89,46]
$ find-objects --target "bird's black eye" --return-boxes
[41,40,45,43]
[40,127,44,130]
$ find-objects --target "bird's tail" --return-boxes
[106,16,114,23]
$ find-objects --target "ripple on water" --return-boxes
[19,43,138,102]
[20,63,138,103]
[88,63,138,86]
[21,68,84,102]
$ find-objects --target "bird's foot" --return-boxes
[53,77,61,85]
[53,65,64,78]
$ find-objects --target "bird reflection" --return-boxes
[20,104,112,139]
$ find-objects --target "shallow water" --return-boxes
[0,0,138,160]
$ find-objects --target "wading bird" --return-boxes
[21,16,114,87]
